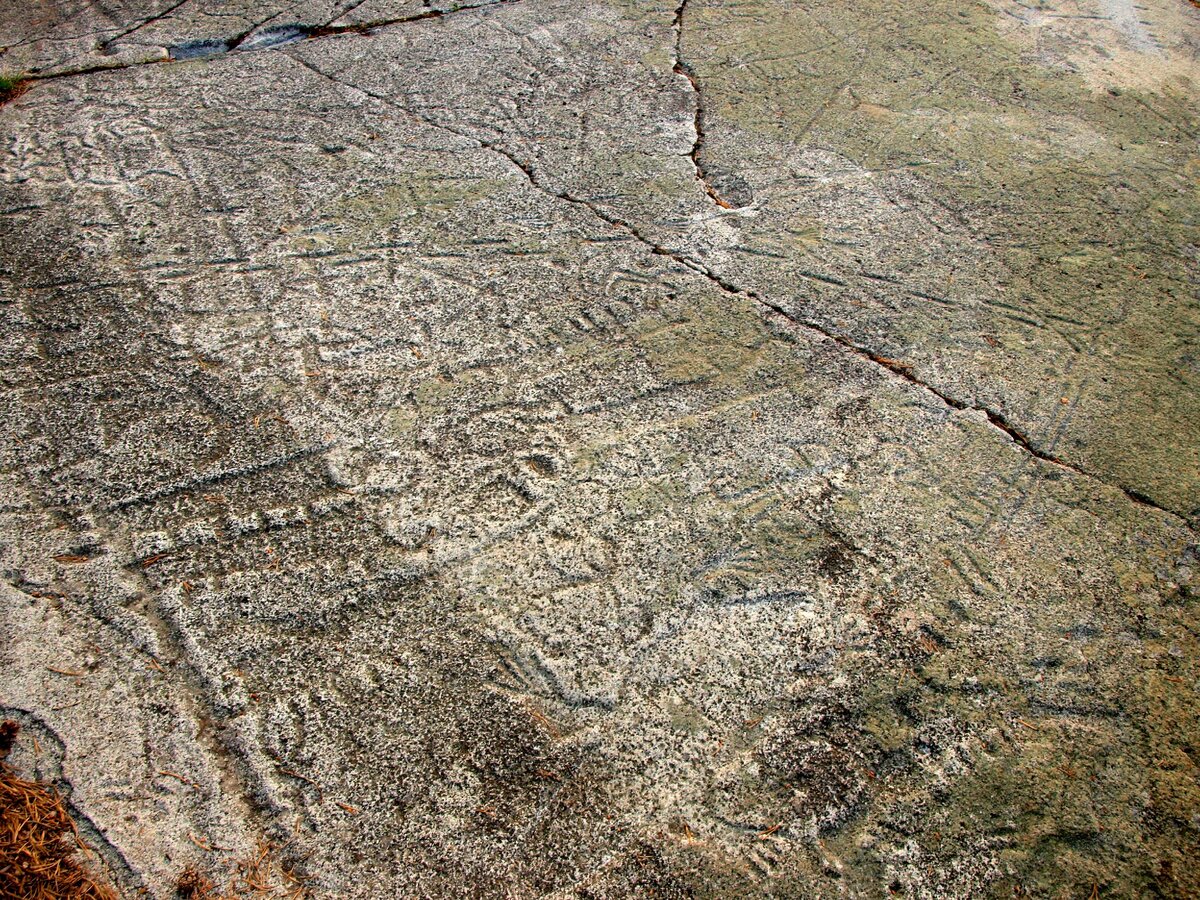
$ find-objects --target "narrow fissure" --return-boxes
[672,0,735,210]
[6,0,525,87]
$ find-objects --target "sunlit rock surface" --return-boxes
[1,1,1197,896]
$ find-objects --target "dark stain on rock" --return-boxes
[167,39,230,61]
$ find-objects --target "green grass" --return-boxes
[0,73,28,104]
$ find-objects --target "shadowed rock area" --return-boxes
[0,1,1197,897]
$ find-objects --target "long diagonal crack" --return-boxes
[666,9,1186,523]
[292,52,1190,528]
[5,6,1187,527]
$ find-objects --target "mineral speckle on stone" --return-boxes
[0,0,1197,897]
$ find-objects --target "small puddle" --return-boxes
[167,39,231,61]
[168,24,311,62]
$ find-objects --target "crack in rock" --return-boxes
[7,5,1187,527]
[8,0,526,86]
[672,0,736,210]
[96,0,194,55]
[289,54,1188,528]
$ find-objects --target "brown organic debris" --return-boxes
[0,76,29,107]
[0,720,119,900]
[177,866,218,899]
[175,841,311,900]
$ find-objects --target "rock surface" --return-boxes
[0,1,1197,897]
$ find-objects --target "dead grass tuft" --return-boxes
[0,720,119,900]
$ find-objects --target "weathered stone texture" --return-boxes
[0,1,1197,897]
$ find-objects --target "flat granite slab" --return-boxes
[0,1,1197,897]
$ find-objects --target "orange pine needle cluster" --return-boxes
[0,721,119,900]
